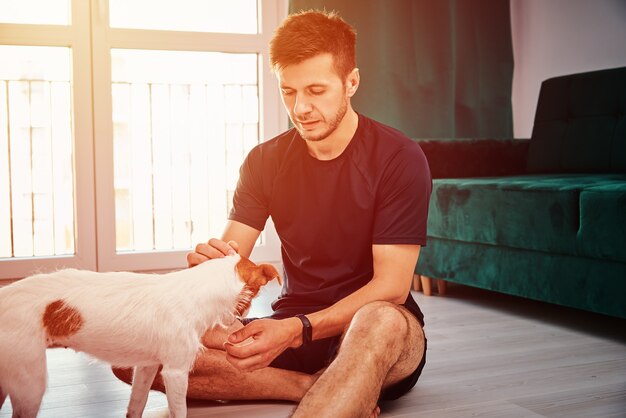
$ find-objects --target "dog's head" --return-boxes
[234,255,281,317]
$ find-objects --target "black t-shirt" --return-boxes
[229,113,432,325]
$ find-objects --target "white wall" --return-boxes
[510,0,626,138]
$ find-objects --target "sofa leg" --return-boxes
[414,275,446,296]
[437,279,447,296]
[413,274,447,296]
[421,275,433,296]
[412,274,422,291]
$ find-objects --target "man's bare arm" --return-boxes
[306,244,421,340]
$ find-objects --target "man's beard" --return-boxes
[295,96,348,142]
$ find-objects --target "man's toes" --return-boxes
[369,405,381,418]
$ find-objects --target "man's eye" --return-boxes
[310,90,325,95]
[282,90,294,96]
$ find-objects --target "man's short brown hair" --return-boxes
[269,10,357,81]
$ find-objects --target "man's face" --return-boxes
[277,53,352,142]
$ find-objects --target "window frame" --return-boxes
[0,0,97,280]
[0,0,287,279]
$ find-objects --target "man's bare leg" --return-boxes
[112,321,315,402]
[291,301,426,418]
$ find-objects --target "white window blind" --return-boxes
[0,46,74,258]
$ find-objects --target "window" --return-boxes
[108,0,258,34]
[0,0,287,279]
[0,46,74,259]
[0,0,70,25]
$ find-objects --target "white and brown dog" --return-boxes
[0,254,279,418]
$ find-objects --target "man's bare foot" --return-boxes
[112,366,132,385]
[370,405,381,418]
[112,367,165,392]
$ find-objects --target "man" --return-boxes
[118,10,431,418]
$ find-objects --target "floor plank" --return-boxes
[512,383,626,418]
[1,282,624,417]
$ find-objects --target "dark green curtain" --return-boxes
[288,0,514,138]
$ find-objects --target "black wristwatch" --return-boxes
[295,314,313,346]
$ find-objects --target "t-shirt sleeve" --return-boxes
[372,142,432,245]
[228,148,269,231]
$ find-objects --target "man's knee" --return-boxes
[351,301,409,339]
[351,302,425,383]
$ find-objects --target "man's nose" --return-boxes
[294,94,313,116]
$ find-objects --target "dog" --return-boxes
[0,253,280,418]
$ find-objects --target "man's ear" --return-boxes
[346,68,360,98]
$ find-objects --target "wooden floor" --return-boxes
[2,282,625,417]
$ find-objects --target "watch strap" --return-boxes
[295,314,313,345]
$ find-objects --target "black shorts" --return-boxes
[241,316,427,401]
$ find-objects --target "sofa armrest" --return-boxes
[415,138,531,178]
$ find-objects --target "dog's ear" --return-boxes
[250,263,280,288]
[262,263,281,285]
[236,257,281,288]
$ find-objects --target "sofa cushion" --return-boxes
[526,67,626,174]
[428,174,626,259]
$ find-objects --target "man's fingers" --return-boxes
[224,323,270,358]
[226,240,240,253]
[189,239,239,267]
[208,238,237,256]
[186,252,208,268]
[224,339,258,359]
[227,321,258,345]
[195,241,224,258]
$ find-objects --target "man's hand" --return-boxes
[224,318,302,372]
[187,238,239,267]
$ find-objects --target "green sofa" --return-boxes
[415,67,626,319]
